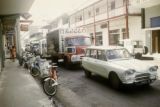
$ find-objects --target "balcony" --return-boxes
[130,0,160,8]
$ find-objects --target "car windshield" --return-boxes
[106,49,131,60]
[65,37,91,46]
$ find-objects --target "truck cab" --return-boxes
[63,35,91,66]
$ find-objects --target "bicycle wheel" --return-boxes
[43,78,57,96]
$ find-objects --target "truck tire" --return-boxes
[64,57,70,69]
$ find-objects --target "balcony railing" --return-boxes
[131,0,150,4]
[130,0,160,8]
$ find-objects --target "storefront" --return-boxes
[143,4,160,54]
[145,27,160,54]
[0,0,35,72]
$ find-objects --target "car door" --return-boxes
[88,49,98,73]
[82,49,92,71]
[94,50,108,78]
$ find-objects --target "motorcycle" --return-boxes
[30,56,50,78]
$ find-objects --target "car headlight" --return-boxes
[149,66,158,72]
[125,69,136,76]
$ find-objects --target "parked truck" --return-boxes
[47,28,91,68]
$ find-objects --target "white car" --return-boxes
[82,46,158,89]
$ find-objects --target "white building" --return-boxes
[69,0,145,47]
[131,0,160,54]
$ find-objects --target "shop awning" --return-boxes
[131,0,160,8]
[0,0,35,15]
[143,27,160,31]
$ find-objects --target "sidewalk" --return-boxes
[143,53,160,60]
[0,59,54,107]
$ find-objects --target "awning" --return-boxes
[143,27,160,31]
[0,0,35,15]
[131,0,160,8]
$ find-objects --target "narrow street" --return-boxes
[56,63,160,107]
[0,0,160,107]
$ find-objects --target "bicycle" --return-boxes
[43,63,58,96]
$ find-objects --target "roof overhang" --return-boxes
[131,0,160,8]
[143,27,160,31]
[0,0,35,15]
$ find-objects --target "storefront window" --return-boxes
[109,29,120,45]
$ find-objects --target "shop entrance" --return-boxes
[152,30,160,53]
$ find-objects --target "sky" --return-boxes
[29,0,87,25]
[29,0,99,26]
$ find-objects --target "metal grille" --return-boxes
[135,73,150,82]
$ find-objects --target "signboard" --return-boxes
[20,24,29,31]
[59,28,87,35]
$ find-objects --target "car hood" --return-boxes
[110,59,152,72]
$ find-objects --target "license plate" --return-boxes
[141,80,148,84]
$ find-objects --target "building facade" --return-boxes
[0,0,35,71]
[69,0,145,47]
[132,0,160,54]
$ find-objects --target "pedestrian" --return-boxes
[11,46,16,62]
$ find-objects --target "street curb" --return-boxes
[55,85,91,107]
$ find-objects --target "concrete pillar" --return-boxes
[15,16,21,58]
[0,18,2,71]
[0,18,4,70]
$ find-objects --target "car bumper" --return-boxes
[122,74,157,85]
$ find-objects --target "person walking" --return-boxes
[11,46,16,62]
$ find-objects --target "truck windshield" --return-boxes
[106,49,132,60]
[65,37,91,46]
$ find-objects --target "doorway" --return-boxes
[152,30,160,53]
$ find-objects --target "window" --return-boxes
[106,49,131,60]
[88,11,92,17]
[111,1,115,10]
[109,29,120,45]
[94,0,107,15]
[95,8,100,15]
[97,50,106,61]
[90,50,97,59]
[108,0,115,11]
[70,15,75,24]
[123,0,126,6]
[84,7,94,19]
[95,32,103,46]
[65,37,91,46]
[122,28,128,39]
[85,49,90,57]
[62,17,69,25]
[76,15,83,22]
[123,0,129,6]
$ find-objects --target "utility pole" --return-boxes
[93,5,96,45]
[125,0,129,39]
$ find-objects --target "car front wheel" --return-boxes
[109,73,122,89]
[83,68,91,78]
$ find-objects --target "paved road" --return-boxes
[57,66,160,107]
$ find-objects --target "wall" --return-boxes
[145,4,160,28]
[109,17,126,40]
[129,16,145,43]
[0,19,2,71]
